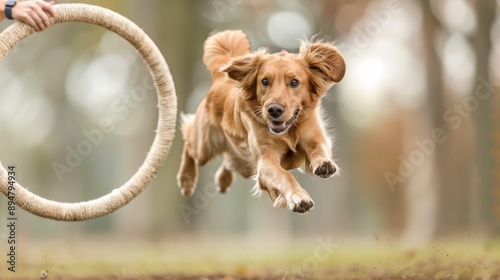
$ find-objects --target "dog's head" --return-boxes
[221,40,345,135]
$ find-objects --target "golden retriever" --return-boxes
[177,30,345,213]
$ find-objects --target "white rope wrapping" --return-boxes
[0,4,177,221]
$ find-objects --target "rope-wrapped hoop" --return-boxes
[0,4,177,221]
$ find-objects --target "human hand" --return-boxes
[11,0,55,31]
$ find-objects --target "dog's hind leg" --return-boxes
[177,114,199,197]
[215,153,235,193]
[177,143,198,197]
[215,165,234,194]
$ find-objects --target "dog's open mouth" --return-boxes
[269,109,300,135]
[270,121,289,134]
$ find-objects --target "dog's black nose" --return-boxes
[267,103,285,119]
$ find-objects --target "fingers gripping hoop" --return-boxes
[0,4,177,221]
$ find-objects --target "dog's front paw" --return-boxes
[313,159,337,178]
[288,189,314,214]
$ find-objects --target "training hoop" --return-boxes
[0,4,177,221]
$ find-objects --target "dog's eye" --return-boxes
[262,78,269,86]
[290,79,300,88]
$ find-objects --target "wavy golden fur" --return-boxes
[177,30,346,213]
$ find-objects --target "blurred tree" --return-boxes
[129,0,210,234]
[473,0,497,234]
[419,0,447,238]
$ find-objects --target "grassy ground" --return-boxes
[2,236,500,279]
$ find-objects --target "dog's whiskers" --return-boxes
[252,105,263,114]
[290,108,305,128]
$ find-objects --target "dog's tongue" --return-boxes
[271,121,286,129]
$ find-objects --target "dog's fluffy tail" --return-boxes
[203,30,251,79]
[180,113,195,141]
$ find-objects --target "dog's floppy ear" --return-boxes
[221,50,265,99]
[222,53,257,82]
[300,40,346,95]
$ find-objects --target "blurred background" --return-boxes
[0,0,499,272]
